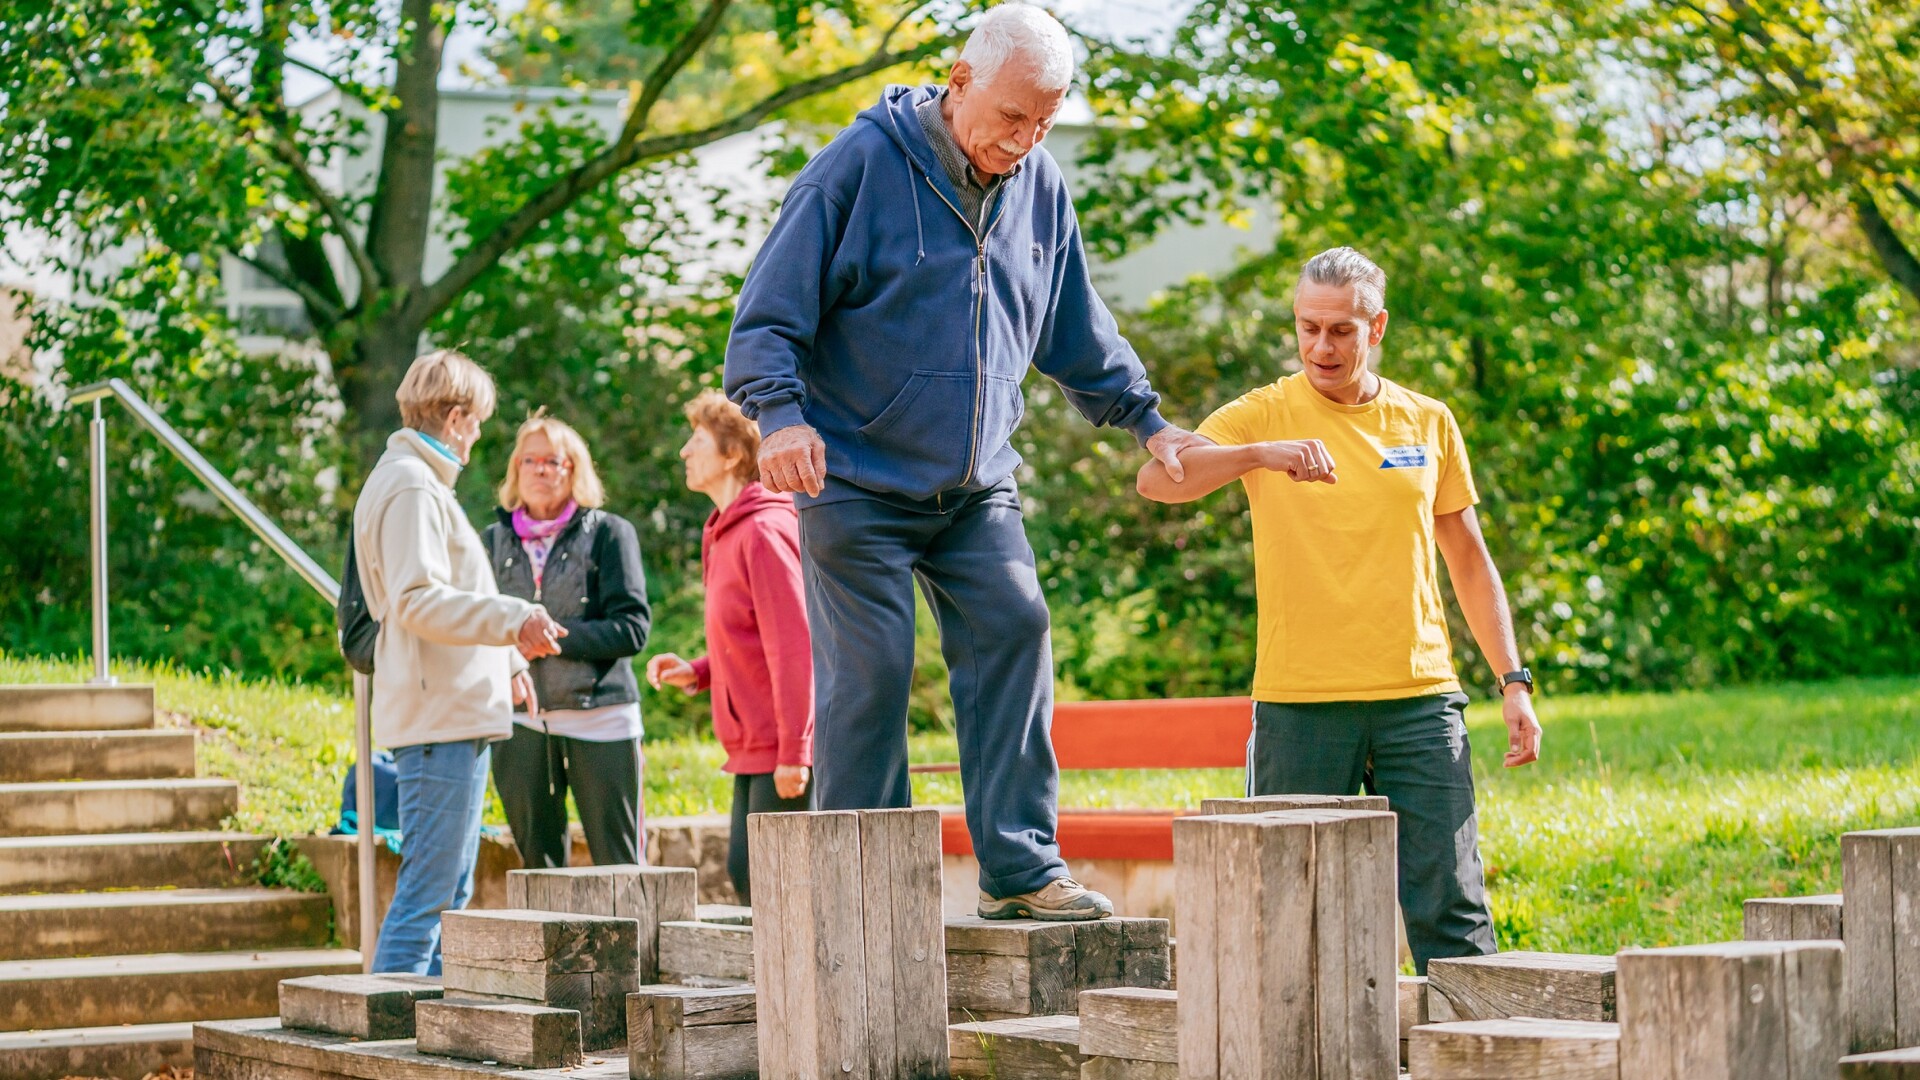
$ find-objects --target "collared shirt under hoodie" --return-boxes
[915,90,1015,234]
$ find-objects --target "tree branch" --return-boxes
[1852,188,1920,305]
[283,52,376,106]
[618,0,735,148]
[1893,177,1920,214]
[416,31,960,323]
[204,74,380,308]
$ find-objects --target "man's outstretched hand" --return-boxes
[759,424,827,497]
[1503,686,1542,767]
[1145,425,1210,483]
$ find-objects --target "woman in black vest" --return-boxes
[483,412,652,867]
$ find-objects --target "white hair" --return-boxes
[960,4,1075,91]
[1299,246,1388,318]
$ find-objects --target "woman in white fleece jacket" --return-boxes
[352,349,567,974]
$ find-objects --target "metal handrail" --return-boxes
[72,377,380,972]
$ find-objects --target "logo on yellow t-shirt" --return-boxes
[1380,444,1430,469]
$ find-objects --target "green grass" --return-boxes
[7,651,1916,955]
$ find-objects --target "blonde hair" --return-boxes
[396,349,497,431]
[683,390,761,484]
[497,411,607,510]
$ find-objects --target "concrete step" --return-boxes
[0,831,268,894]
[0,947,362,1032]
[0,729,197,783]
[0,778,237,836]
[0,1022,193,1080]
[0,685,154,732]
[0,887,333,961]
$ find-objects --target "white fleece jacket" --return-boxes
[353,429,535,748]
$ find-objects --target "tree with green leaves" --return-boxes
[0,0,961,466]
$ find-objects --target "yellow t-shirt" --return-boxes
[1196,372,1478,703]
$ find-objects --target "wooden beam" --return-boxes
[1173,809,1398,1079]
[950,1014,1086,1079]
[659,922,755,983]
[628,985,758,1080]
[1845,829,1920,1052]
[439,909,639,973]
[1197,794,1389,815]
[1077,987,1176,1063]
[1425,952,1617,1023]
[1397,975,1428,1068]
[508,866,697,984]
[1744,894,1843,942]
[415,999,582,1070]
[1409,1017,1618,1079]
[278,973,442,1040]
[1617,940,1845,1079]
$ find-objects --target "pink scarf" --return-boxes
[512,501,577,587]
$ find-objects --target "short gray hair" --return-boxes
[1299,247,1388,318]
[960,4,1075,91]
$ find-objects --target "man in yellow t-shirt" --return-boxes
[1137,246,1542,972]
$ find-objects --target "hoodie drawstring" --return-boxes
[884,92,929,265]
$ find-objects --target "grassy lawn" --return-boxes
[6,651,1916,955]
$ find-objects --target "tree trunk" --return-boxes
[338,316,423,477]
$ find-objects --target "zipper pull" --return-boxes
[976,252,986,279]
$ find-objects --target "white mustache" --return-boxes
[996,141,1024,156]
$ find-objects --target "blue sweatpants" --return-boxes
[799,478,1066,898]
[371,737,490,975]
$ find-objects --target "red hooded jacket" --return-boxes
[689,483,813,774]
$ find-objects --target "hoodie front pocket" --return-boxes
[854,370,977,491]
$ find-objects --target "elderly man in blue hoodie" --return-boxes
[724,3,1199,920]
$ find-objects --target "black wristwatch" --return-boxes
[1497,668,1535,694]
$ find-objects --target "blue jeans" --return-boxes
[371,738,491,975]
[799,479,1065,898]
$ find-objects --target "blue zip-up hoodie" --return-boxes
[723,84,1169,506]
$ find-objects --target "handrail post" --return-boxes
[353,670,378,972]
[88,400,115,686]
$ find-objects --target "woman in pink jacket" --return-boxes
[647,391,814,903]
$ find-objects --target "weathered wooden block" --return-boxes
[950,1014,1086,1079]
[659,921,755,983]
[1078,987,1176,1063]
[1196,793,1391,815]
[508,865,697,983]
[1426,951,1617,1023]
[628,984,757,1080]
[1847,829,1920,1052]
[1409,1017,1619,1079]
[441,907,640,972]
[947,917,1079,1019]
[277,972,442,1040]
[1745,894,1844,943]
[415,997,583,1069]
[1174,809,1398,1080]
[1397,975,1428,1066]
[1617,940,1846,1079]
[1843,1046,1920,1077]
[445,970,635,1052]
[697,904,754,926]
[1081,1058,1178,1080]
[749,808,948,1080]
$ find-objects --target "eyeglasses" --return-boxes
[520,456,572,474]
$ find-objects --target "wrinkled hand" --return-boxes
[511,671,539,719]
[1503,686,1541,767]
[1145,425,1209,483]
[1256,439,1339,484]
[774,764,811,800]
[759,425,827,497]
[646,653,700,695]
[517,607,567,659]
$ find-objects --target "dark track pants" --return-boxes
[492,723,643,869]
[1249,692,1498,974]
[727,771,812,904]
[799,479,1065,898]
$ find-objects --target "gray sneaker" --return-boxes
[977,877,1114,921]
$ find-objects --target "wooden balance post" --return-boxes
[1846,828,1920,1053]
[439,908,639,1053]
[747,808,949,1080]
[505,864,698,985]
[1173,807,1400,1080]
[1617,940,1846,1079]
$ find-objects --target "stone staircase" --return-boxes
[0,684,360,1079]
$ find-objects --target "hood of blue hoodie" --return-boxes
[722,84,1166,507]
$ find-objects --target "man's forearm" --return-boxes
[1452,556,1522,676]
[1137,443,1262,503]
